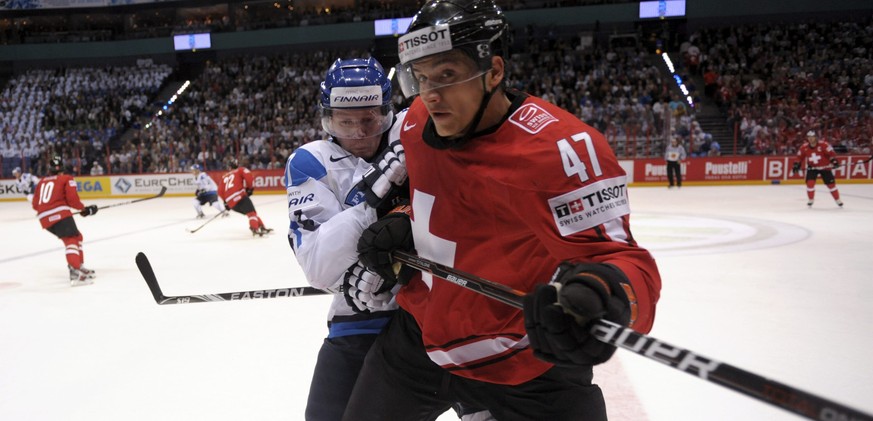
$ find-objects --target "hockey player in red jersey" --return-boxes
[344,1,662,420]
[32,156,99,286]
[792,130,843,208]
[218,158,272,236]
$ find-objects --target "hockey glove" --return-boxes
[791,162,801,175]
[245,188,254,196]
[343,260,399,313]
[195,189,204,196]
[356,139,407,210]
[81,205,99,217]
[830,158,840,169]
[357,209,415,289]
[523,262,634,367]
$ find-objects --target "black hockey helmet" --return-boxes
[396,0,509,97]
[228,157,239,169]
[49,155,64,174]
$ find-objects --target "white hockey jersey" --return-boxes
[16,172,39,195]
[193,172,218,193]
[284,110,406,332]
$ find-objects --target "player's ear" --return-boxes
[487,56,505,91]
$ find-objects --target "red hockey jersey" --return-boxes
[397,93,661,385]
[794,141,837,170]
[32,174,85,228]
[218,167,254,208]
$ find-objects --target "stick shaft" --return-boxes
[82,186,167,214]
[135,252,328,305]
[133,250,871,420]
[187,210,228,233]
[393,251,872,421]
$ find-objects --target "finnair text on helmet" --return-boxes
[400,28,449,51]
[334,94,381,104]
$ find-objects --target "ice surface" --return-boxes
[2,184,871,420]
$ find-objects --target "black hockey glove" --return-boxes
[343,260,398,313]
[830,158,840,169]
[195,189,204,196]
[245,188,254,196]
[81,205,99,217]
[524,262,634,367]
[791,162,801,175]
[357,208,415,289]
[356,139,407,210]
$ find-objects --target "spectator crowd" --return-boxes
[0,62,171,177]
[682,16,873,156]
[3,14,872,179]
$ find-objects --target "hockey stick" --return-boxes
[187,210,228,233]
[135,252,329,304]
[390,250,873,421]
[80,186,167,215]
[832,155,873,170]
[132,248,872,420]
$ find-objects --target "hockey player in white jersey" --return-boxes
[190,164,226,218]
[284,57,401,421]
[12,167,39,202]
[286,57,489,421]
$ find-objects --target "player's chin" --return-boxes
[432,117,463,138]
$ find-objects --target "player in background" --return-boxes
[190,164,226,218]
[664,136,686,188]
[792,130,843,208]
[218,158,272,236]
[346,1,661,420]
[12,166,40,202]
[32,156,99,286]
[285,58,488,421]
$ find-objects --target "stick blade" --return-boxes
[135,252,166,304]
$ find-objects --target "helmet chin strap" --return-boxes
[423,74,494,150]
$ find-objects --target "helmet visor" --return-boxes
[321,106,394,139]
[396,59,488,98]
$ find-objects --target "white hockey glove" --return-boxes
[342,260,398,314]
[356,139,407,209]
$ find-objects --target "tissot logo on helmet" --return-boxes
[398,25,452,64]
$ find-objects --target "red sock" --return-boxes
[63,237,82,269]
[826,183,840,200]
[246,212,262,230]
[806,180,816,200]
[76,233,84,264]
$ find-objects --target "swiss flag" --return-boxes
[569,198,585,214]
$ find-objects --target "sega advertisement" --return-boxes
[0,170,287,201]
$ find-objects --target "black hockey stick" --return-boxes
[132,248,872,420]
[833,154,873,169]
[391,250,873,421]
[135,252,329,304]
[80,186,167,215]
[187,210,228,233]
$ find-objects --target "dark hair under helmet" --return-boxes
[396,0,509,98]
